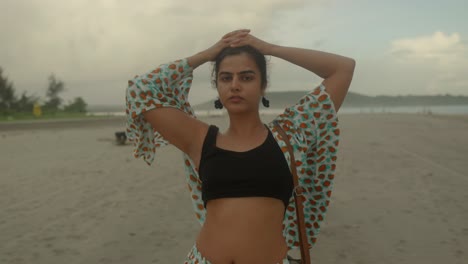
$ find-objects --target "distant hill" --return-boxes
[87,91,468,113]
[193,91,468,110]
[341,92,468,107]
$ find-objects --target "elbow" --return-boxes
[331,57,355,78]
[350,58,356,70]
[343,57,356,74]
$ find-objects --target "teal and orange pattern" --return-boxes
[126,58,340,251]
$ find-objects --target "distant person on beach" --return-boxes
[125,29,355,263]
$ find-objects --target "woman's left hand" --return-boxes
[223,32,275,55]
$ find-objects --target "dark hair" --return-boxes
[212,45,268,90]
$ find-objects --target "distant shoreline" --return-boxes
[90,104,468,117]
[0,116,124,131]
[1,112,467,132]
[3,104,467,127]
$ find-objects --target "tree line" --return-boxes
[0,67,87,116]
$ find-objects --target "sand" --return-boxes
[1,113,467,264]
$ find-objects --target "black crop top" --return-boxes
[199,124,294,208]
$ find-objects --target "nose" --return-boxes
[230,76,241,91]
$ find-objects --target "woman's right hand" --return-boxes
[188,29,251,68]
[225,32,274,55]
[203,29,251,61]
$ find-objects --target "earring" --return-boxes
[262,96,270,108]
[214,98,223,109]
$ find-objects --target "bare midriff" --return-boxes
[195,197,288,264]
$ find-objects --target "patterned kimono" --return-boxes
[125,58,340,251]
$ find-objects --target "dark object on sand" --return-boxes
[115,131,127,145]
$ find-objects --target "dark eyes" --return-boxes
[219,76,253,82]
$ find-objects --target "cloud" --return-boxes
[1,0,331,104]
[385,31,468,95]
[0,0,309,80]
[389,31,467,66]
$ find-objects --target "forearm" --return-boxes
[268,45,355,79]
[186,51,210,69]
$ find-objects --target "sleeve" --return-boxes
[276,83,339,149]
[125,58,195,166]
[275,83,340,249]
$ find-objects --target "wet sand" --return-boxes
[1,113,467,264]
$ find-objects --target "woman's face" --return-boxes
[216,53,264,114]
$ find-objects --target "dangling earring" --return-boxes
[214,98,223,109]
[262,96,270,108]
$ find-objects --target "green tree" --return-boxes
[16,91,39,113]
[64,97,87,113]
[0,67,17,115]
[43,74,65,113]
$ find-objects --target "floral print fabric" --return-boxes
[126,58,340,251]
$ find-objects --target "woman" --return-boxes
[126,29,355,264]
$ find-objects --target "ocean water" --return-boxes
[89,105,468,117]
[338,105,468,115]
[193,105,468,117]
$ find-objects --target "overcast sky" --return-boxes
[1,0,467,106]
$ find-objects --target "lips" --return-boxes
[229,96,244,100]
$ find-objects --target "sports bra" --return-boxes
[199,124,294,208]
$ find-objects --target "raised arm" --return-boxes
[126,30,251,166]
[267,46,355,111]
[227,33,355,111]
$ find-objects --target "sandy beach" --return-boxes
[1,113,467,264]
